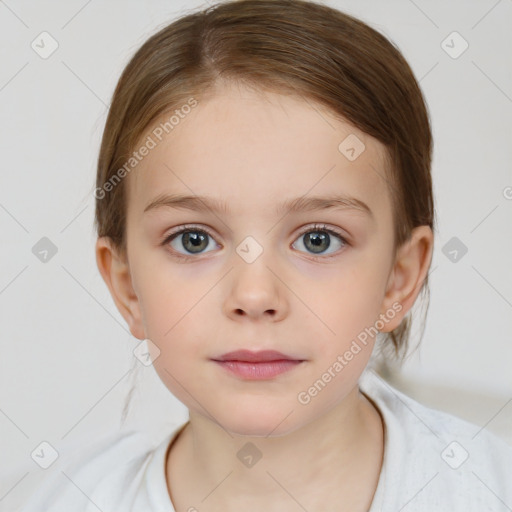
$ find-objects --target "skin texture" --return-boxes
[96,82,433,511]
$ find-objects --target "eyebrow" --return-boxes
[143,193,373,218]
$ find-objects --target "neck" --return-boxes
[166,384,384,511]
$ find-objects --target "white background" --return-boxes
[1,0,511,510]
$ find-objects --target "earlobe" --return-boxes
[95,237,145,340]
[379,226,433,332]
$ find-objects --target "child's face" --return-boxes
[115,83,407,435]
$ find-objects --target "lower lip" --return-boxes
[213,360,303,380]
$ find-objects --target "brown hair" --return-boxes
[94,0,435,364]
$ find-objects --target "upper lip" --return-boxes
[212,350,302,362]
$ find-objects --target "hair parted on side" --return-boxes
[94,0,436,361]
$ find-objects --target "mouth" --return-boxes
[211,349,304,363]
[211,350,305,380]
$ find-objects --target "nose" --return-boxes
[223,255,287,322]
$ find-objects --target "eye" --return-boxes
[292,223,348,259]
[162,225,219,260]
[161,223,349,261]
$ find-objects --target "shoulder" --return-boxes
[18,428,158,512]
[359,369,512,510]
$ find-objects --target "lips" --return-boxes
[212,349,302,363]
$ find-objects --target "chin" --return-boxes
[219,410,303,438]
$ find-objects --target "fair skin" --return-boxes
[96,82,433,511]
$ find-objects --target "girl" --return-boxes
[21,0,512,510]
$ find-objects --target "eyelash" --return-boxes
[161,223,349,262]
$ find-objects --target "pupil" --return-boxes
[306,232,329,253]
[184,232,207,253]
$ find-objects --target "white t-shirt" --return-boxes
[19,369,512,511]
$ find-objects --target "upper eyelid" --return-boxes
[164,223,347,239]
[163,223,349,248]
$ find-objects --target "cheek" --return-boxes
[142,288,206,350]
[133,260,208,351]
[302,264,385,343]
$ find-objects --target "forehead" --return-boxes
[127,84,392,223]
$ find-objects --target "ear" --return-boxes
[379,225,434,332]
[95,237,145,340]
